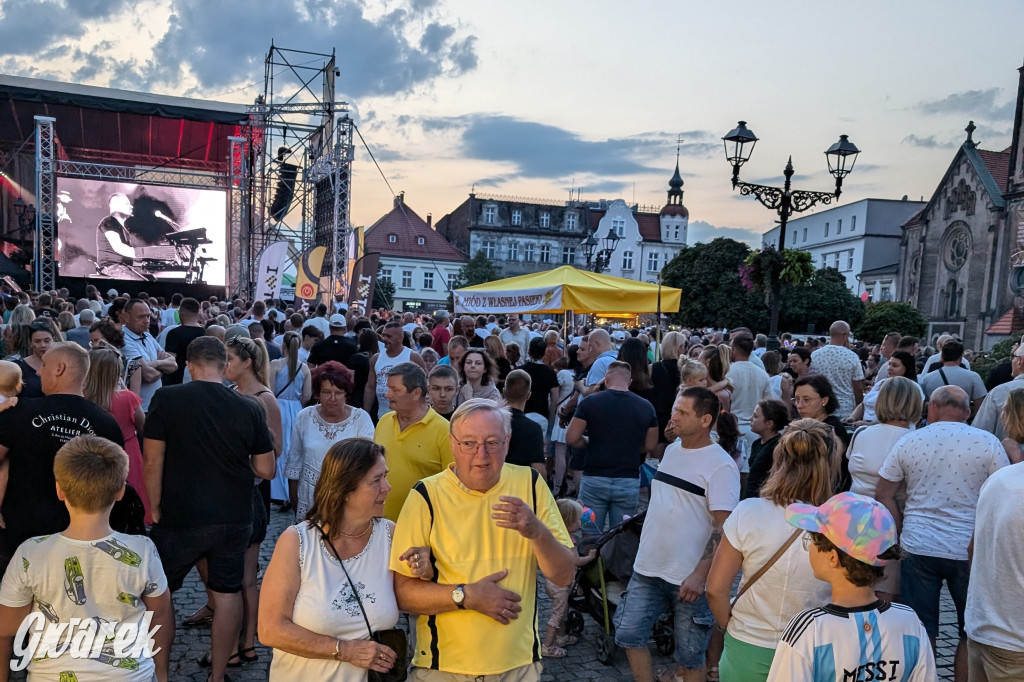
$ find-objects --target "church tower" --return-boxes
[660,142,688,245]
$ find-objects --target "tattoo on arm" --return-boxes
[701,529,722,561]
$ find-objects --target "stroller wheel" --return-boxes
[653,615,675,657]
[566,609,585,636]
[596,633,615,665]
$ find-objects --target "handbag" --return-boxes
[729,528,802,614]
[322,528,408,682]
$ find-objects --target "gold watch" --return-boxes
[452,584,466,609]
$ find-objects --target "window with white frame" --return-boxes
[803,227,807,242]
[484,205,496,225]
[566,212,577,230]
[417,236,425,245]
[380,268,392,284]
[846,250,854,271]
[851,215,856,231]
[388,234,397,243]
[509,242,519,261]
[401,270,412,288]
[524,243,534,261]
[880,283,892,301]
[483,241,496,259]
[423,272,434,289]
[561,246,576,264]
[622,250,634,270]
[447,272,458,290]
[539,212,551,228]
[824,222,829,237]
[511,209,522,226]
[837,218,842,234]
[540,244,550,263]
[612,217,626,237]
[647,251,660,271]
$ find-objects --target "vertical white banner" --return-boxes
[254,241,291,301]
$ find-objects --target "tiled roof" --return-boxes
[364,195,466,262]
[976,147,1011,193]
[984,306,1024,336]
[587,208,663,242]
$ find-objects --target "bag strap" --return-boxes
[321,525,375,638]
[730,528,802,610]
[938,368,950,387]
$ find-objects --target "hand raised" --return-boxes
[492,496,543,540]
[466,569,522,625]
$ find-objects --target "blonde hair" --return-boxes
[0,360,22,395]
[54,435,128,512]
[760,418,836,507]
[83,347,123,413]
[660,331,684,361]
[227,336,271,388]
[556,498,584,529]
[875,377,923,424]
[699,344,731,383]
[678,358,708,387]
[1002,389,1024,443]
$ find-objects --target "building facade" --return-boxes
[897,62,1024,350]
[364,193,466,312]
[435,162,689,282]
[761,198,925,301]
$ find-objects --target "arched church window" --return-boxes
[942,224,971,272]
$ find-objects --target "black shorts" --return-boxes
[248,486,269,547]
[150,522,251,593]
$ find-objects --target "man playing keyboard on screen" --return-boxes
[96,193,182,280]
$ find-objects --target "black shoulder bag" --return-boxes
[322,526,408,682]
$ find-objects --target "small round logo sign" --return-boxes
[299,283,315,299]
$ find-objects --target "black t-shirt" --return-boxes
[308,335,358,367]
[162,325,205,385]
[573,389,657,478]
[13,359,43,398]
[0,395,124,546]
[345,351,370,409]
[824,415,853,492]
[744,434,780,499]
[506,409,545,467]
[144,381,274,528]
[522,361,558,417]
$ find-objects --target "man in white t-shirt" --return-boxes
[918,340,987,415]
[498,314,531,360]
[875,385,1008,679]
[122,298,176,411]
[810,320,864,419]
[614,386,740,682]
[972,339,1024,441]
[921,333,971,374]
[160,292,182,329]
[965,461,1024,680]
[726,333,771,451]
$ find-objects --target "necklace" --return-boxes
[335,520,373,539]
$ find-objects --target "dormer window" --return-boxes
[417,237,425,245]
[539,212,551,228]
[484,205,496,225]
[566,212,578,230]
[511,209,522,226]
[612,217,625,237]
[388,234,397,243]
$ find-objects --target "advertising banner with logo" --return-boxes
[348,252,381,313]
[294,245,326,303]
[454,284,562,314]
[253,241,291,302]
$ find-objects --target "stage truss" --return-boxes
[240,43,352,301]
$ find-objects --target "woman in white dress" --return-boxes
[285,361,375,519]
[706,419,836,682]
[260,438,431,681]
[271,331,312,507]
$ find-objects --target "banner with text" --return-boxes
[454,285,563,314]
[254,241,291,302]
[348,252,380,313]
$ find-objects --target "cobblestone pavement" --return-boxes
[169,508,958,681]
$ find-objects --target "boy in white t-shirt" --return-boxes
[0,435,172,681]
[768,492,936,682]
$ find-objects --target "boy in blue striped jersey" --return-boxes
[768,492,935,682]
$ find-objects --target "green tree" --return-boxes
[660,238,768,330]
[779,267,865,335]
[853,301,928,343]
[454,250,500,288]
[373,263,396,309]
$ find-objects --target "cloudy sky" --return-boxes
[2,0,1023,244]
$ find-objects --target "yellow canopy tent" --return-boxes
[452,265,681,315]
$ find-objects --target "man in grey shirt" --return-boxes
[919,340,986,417]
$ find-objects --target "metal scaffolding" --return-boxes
[33,116,57,292]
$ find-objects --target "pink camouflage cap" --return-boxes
[785,492,897,566]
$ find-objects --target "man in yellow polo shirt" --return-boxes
[377,362,455,521]
[391,398,576,681]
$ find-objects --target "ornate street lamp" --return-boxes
[581,228,622,273]
[723,121,861,346]
[14,197,36,238]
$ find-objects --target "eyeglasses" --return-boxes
[453,438,506,454]
[790,396,822,406]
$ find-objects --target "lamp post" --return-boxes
[13,197,36,240]
[722,121,860,347]
[581,227,622,273]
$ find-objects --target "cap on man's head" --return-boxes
[611,330,628,342]
[224,324,252,344]
[335,302,349,312]
[329,313,347,328]
[1014,335,1024,358]
[107,288,118,297]
[785,492,897,566]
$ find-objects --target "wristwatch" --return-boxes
[452,584,466,609]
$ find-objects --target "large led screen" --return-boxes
[57,178,227,286]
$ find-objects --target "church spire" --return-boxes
[667,135,684,205]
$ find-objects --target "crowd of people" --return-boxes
[0,282,1019,682]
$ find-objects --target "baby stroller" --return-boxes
[565,511,674,664]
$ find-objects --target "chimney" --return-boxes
[394,191,405,209]
[427,213,433,229]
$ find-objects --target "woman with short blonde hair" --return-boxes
[999,388,1024,465]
